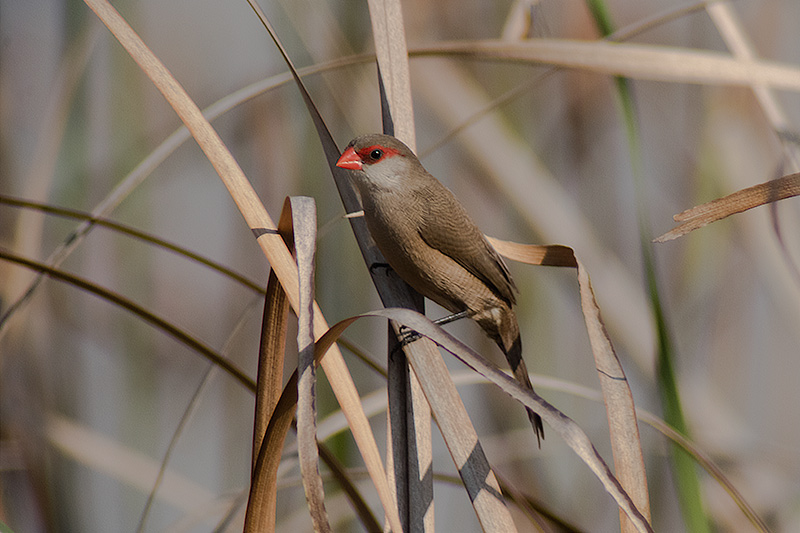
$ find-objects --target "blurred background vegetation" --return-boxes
[2,0,799,531]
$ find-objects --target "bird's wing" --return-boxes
[417,184,517,305]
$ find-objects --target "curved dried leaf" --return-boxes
[575,259,651,526]
[244,270,289,533]
[487,238,651,525]
[245,199,294,533]
[485,238,577,267]
[654,172,800,242]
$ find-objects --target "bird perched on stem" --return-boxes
[336,133,544,444]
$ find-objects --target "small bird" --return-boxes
[336,133,544,443]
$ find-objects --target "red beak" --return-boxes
[336,146,363,170]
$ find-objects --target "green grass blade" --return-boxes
[585,1,711,531]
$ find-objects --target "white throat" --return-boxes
[362,157,409,191]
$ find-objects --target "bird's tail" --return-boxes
[474,305,544,445]
[503,335,545,446]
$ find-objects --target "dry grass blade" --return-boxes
[248,356,298,533]
[366,2,434,531]
[244,292,289,533]
[248,198,382,533]
[654,172,800,242]
[84,2,401,530]
[244,2,404,530]
[367,0,416,147]
[310,309,652,533]
[292,197,331,532]
[487,238,651,529]
[245,275,289,532]
[415,39,800,90]
[252,269,290,465]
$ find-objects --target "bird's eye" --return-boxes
[369,149,383,161]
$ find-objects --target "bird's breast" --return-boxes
[362,192,505,317]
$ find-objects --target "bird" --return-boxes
[336,133,544,444]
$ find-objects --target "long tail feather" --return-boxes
[503,335,544,446]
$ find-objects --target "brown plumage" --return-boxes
[336,133,544,443]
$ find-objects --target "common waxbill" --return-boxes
[336,133,544,443]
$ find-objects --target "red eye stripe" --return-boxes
[356,145,401,162]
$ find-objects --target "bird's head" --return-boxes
[336,134,421,190]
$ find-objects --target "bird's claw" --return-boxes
[397,325,422,346]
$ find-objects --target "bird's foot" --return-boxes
[396,325,421,347]
[393,310,473,352]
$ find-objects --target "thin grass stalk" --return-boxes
[137,295,262,533]
[0,248,255,389]
[625,42,713,533]
[0,23,99,342]
[0,195,264,295]
[367,0,432,530]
